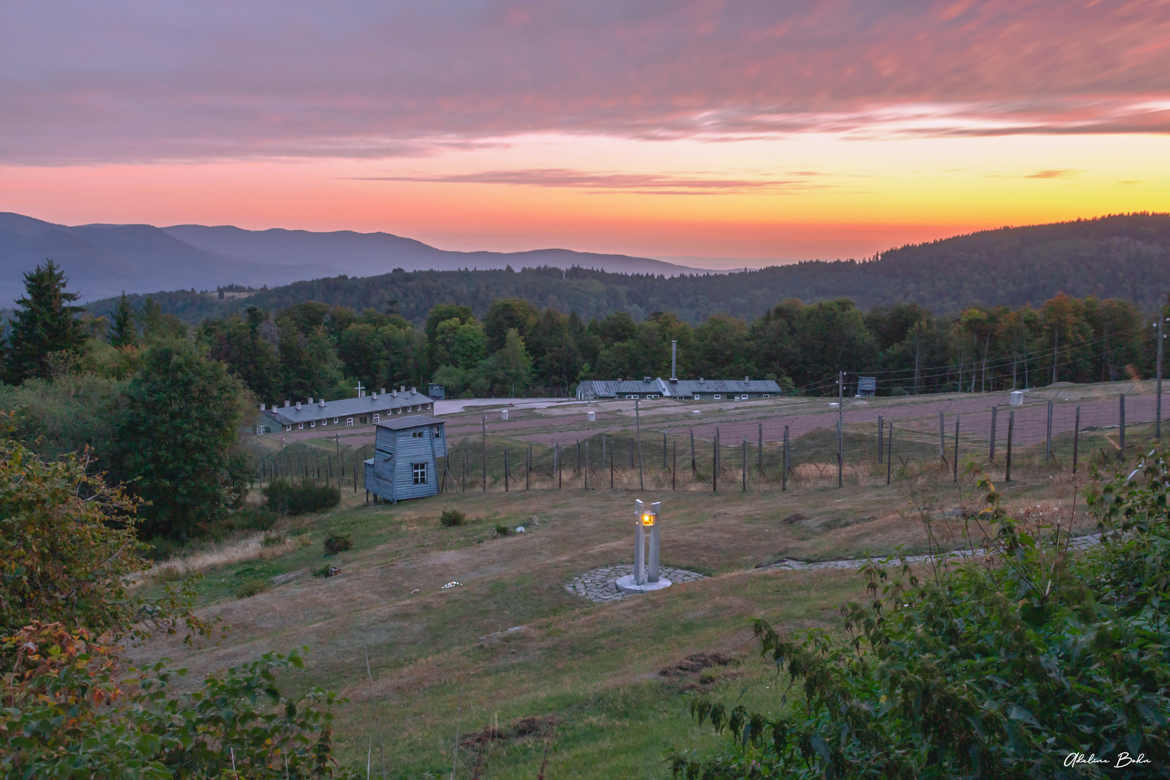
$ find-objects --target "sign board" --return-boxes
[856,376,877,397]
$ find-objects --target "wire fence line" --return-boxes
[249,389,1169,498]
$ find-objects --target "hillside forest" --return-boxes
[84,213,1170,324]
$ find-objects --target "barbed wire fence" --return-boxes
[247,388,1168,500]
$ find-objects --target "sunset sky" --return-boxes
[3,0,1169,265]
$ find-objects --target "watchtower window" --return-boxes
[411,430,424,439]
[412,462,428,485]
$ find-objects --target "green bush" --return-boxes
[260,532,285,548]
[675,457,1170,778]
[494,524,510,537]
[234,579,269,599]
[0,628,341,778]
[440,508,466,527]
[323,533,351,555]
[263,479,340,516]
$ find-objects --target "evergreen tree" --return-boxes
[5,260,86,384]
[109,292,137,347]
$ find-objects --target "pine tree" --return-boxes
[5,260,86,384]
[109,292,137,347]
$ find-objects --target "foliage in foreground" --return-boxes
[674,457,1170,778]
[0,425,348,776]
[1,624,343,778]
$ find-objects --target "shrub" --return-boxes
[263,479,340,516]
[494,524,510,537]
[440,508,466,527]
[234,579,269,599]
[675,459,1170,778]
[232,506,278,531]
[0,626,341,778]
[261,532,285,548]
[323,533,352,555]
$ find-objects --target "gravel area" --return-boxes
[761,532,1102,572]
[564,564,706,603]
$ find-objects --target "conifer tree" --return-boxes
[4,260,85,384]
[109,292,137,347]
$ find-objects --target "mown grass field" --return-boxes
[134,414,1119,778]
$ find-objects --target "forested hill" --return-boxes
[86,213,1170,324]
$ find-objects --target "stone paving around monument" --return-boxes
[565,565,706,603]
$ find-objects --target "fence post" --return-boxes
[690,429,697,478]
[1073,406,1081,475]
[1046,400,1054,460]
[989,406,998,462]
[527,444,532,490]
[938,411,945,460]
[504,448,509,492]
[554,443,560,489]
[782,425,790,492]
[713,429,719,493]
[1005,410,1015,482]
[481,415,487,493]
[877,415,884,463]
[742,440,747,492]
[1119,393,1126,460]
[663,432,668,470]
[576,440,581,472]
[758,423,764,474]
[558,442,563,489]
[462,450,467,493]
[672,440,677,491]
[953,415,960,483]
[353,463,358,494]
[610,449,614,489]
[635,399,644,490]
[836,415,844,488]
[886,421,893,485]
[584,440,589,489]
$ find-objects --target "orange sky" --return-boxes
[3,1,1169,264]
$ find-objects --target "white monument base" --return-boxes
[615,574,673,594]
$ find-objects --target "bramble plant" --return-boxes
[673,457,1170,778]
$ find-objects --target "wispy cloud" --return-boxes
[2,0,1170,163]
[352,168,821,194]
[1025,169,1078,179]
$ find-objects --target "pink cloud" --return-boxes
[2,0,1170,163]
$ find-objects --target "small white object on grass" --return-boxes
[515,525,526,534]
[440,580,461,590]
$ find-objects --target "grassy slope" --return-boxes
[134,453,1101,777]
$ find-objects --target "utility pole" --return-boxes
[837,370,844,488]
[1051,327,1059,385]
[1157,313,1165,440]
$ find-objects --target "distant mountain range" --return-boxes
[0,212,695,303]
[77,213,1170,326]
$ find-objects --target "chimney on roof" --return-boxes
[371,390,377,400]
[410,386,416,394]
[380,387,386,395]
[319,398,326,407]
[295,401,302,411]
[671,339,677,381]
[284,400,290,408]
[400,385,405,393]
[744,376,749,382]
